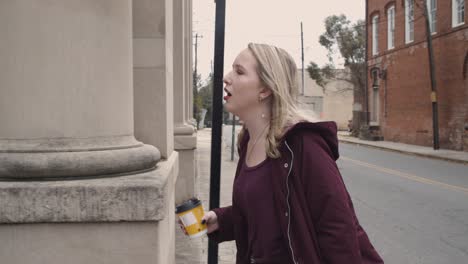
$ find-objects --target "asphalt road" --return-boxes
[338,143,468,264]
[222,125,468,263]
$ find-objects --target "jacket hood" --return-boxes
[281,121,339,160]
[241,121,340,161]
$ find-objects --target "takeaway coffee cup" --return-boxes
[176,198,207,238]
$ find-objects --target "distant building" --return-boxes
[366,0,468,150]
[297,69,353,130]
[322,69,354,131]
[297,69,324,120]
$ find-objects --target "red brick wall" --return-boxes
[367,0,468,150]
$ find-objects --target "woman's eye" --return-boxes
[236,70,243,75]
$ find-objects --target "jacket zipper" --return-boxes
[284,141,298,264]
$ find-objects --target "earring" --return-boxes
[261,113,266,119]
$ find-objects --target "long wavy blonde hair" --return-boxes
[237,43,316,158]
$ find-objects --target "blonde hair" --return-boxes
[237,43,317,158]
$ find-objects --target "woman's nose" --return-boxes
[223,73,230,85]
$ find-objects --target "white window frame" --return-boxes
[372,15,379,55]
[387,6,395,49]
[405,0,415,43]
[452,0,465,27]
[427,0,437,34]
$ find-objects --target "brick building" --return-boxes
[366,0,468,150]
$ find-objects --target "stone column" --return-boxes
[0,1,178,263]
[133,0,174,159]
[0,0,159,180]
[173,0,197,205]
[133,0,178,262]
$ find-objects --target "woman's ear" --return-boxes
[259,88,272,100]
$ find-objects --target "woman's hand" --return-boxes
[201,211,219,234]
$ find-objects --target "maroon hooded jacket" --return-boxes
[210,121,384,264]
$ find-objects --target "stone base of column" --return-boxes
[0,221,175,264]
[0,152,178,264]
[174,125,197,205]
[0,136,161,180]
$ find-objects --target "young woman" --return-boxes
[201,43,384,264]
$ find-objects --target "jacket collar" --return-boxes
[240,121,339,160]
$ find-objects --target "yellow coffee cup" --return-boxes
[176,198,207,238]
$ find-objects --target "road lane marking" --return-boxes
[341,156,468,195]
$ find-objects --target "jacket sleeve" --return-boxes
[301,133,363,263]
[207,205,235,243]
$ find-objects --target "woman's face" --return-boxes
[223,49,264,117]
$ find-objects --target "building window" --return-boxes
[453,0,465,27]
[387,6,395,49]
[370,69,380,125]
[372,15,379,55]
[427,0,437,33]
[405,0,414,43]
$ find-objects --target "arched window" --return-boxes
[452,0,465,27]
[405,0,414,43]
[427,0,437,34]
[387,6,395,49]
[372,15,379,55]
[370,68,381,125]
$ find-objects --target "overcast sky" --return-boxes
[193,0,365,82]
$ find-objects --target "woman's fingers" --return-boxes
[202,211,219,234]
[203,211,217,222]
[179,211,219,236]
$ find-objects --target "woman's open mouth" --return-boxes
[224,88,232,101]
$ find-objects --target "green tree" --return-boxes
[198,74,213,127]
[197,73,231,127]
[307,15,365,93]
[307,14,366,135]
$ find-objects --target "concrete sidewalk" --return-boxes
[338,132,468,165]
[175,128,237,264]
[222,125,468,164]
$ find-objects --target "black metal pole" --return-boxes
[422,1,439,150]
[231,115,236,161]
[208,0,226,263]
[301,22,304,95]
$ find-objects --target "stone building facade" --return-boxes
[366,0,468,150]
[298,69,354,130]
[0,1,196,263]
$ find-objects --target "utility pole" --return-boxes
[193,33,203,129]
[193,33,203,88]
[301,22,305,95]
[364,0,369,127]
[422,0,439,150]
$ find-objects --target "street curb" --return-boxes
[339,137,468,165]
